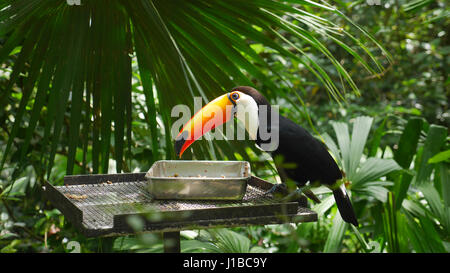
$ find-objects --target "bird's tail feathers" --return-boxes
[332,184,358,226]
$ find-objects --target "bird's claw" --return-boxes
[282,188,303,201]
[264,183,288,196]
[265,185,308,207]
[282,188,308,207]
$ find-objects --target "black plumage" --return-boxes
[232,86,358,226]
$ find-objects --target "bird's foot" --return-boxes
[281,188,308,207]
[282,188,303,201]
[264,183,288,197]
[265,185,309,207]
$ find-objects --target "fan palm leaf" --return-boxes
[0,0,389,180]
[320,116,402,252]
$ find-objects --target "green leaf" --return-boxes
[418,183,444,220]
[66,7,90,175]
[348,116,373,178]
[208,229,252,253]
[331,121,350,172]
[394,118,423,169]
[0,16,47,171]
[404,211,446,253]
[368,117,387,158]
[134,32,160,163]
[393,170,415,210]
[322,132,342,168]
[353,183,392,203]
[402,199,428,218]
[323,212,347,253]
[46,7,85,178]
[415,125,447,185]
[428,150,450,164]
[313,195,335,215]
[181,240,221,253]
[351,158,401,187]
[382,192,400,252]
[439,163,450,208]
[403,0,435,13]
[350,225,380,253]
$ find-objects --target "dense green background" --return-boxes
[0,0,448,253]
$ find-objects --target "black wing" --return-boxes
[271,115,342,186]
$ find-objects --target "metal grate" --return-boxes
[44,173,317,237]
[57,181,275,230]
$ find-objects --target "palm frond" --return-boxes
[0,0,389,179]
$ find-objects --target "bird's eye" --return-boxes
[231,92,240,100]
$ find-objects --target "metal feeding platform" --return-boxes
[43,171,317,252]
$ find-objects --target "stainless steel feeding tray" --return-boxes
[145,160,250,200]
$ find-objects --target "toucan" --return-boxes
[174,86,358,226]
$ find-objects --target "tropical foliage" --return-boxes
[0,0,448,253]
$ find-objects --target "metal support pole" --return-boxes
[163,231,181,253]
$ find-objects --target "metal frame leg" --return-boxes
[163,231,181,253]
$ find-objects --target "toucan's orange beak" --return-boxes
[175,94,235,158]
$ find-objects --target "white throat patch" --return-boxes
[233,92,259,140]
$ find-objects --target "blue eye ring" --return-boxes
[231,92,240,100]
